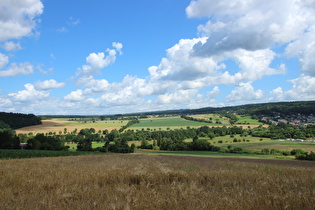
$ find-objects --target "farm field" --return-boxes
[134,149,294,160]
[1,154,314,209]
[235,115,264,125]
[215,138,315,153]
[15,119,128,135]
[15,116,264,135]
[129,117,211,130]
[193,134,315,153]
[189,114,231,125]
[0,149,94,160]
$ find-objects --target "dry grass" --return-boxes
[1,154,315,209]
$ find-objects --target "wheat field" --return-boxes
[1,154,314,209]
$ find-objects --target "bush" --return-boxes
[296,151,315,161]
[282,150,291,156]
[291,149,307,156]
[261,148,270,155]
[270,148,282,155]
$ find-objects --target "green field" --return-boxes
[236,115,263,125]
[182,134,315,153]
[134,150,294,160]
[129,117,214,130]
[0,149,94,160]
[193,114,231,125]
[215,138,315,152]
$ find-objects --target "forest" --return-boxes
[0,112,42,129]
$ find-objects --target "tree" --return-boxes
[208,132,216,140]
[104,129,119,152]
[0,129,20,149]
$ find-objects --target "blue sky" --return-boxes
[0,0,315,115]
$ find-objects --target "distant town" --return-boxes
[261,113,315,127]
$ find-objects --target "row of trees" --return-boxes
[251,123,315,139]
[181,115,215,124]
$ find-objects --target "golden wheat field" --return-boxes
[1,154,315,210]
[15,120,125,135]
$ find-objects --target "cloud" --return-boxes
[146,39,284,93]
[57,27,67,33]
[8,83,49,102]
[50,53,56,60]
[64,89,85,101]
[112,42,123,55]
[270,75,315,101]
[187,0,315,57]
[148,37,222,81]
[157,89,198,104]
[36,64,54,75]
[286,32,315,76]
[269,87,284,101]
[228,49,286,81]
[34,79,65,90]
[79,44,121,76]
[0,62,33,77]
[75,42,123,87]
[1,41,22,51]
[67,17,80,26]
[226,82,264,102]
[0,0,43,42]
[0,53,9,69]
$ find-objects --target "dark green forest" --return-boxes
[0,112,41,129]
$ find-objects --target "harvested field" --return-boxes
[1,154,314,209]
[15,120,125,135]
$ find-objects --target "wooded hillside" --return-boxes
[0,112,42,129]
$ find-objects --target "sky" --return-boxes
[0,0,315,115]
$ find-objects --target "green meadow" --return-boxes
[134,149,294,160]
[236,115,264,125]
[129,117,212,130]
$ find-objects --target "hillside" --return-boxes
[0,112,42,129]
[115,101,315,118]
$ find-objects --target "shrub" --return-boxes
[261,148,270,155]
[282,150,291,156]
[270,148,282,155]
[291,149,307,156]
[296,151,315,161]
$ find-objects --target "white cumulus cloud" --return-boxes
[64,89,85,101]
[226,82,264,102]
[0,62,33,77]
[8,83,49,102]
[0,0,43,42]
[187,0,315,57]
[34,79,65,90]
